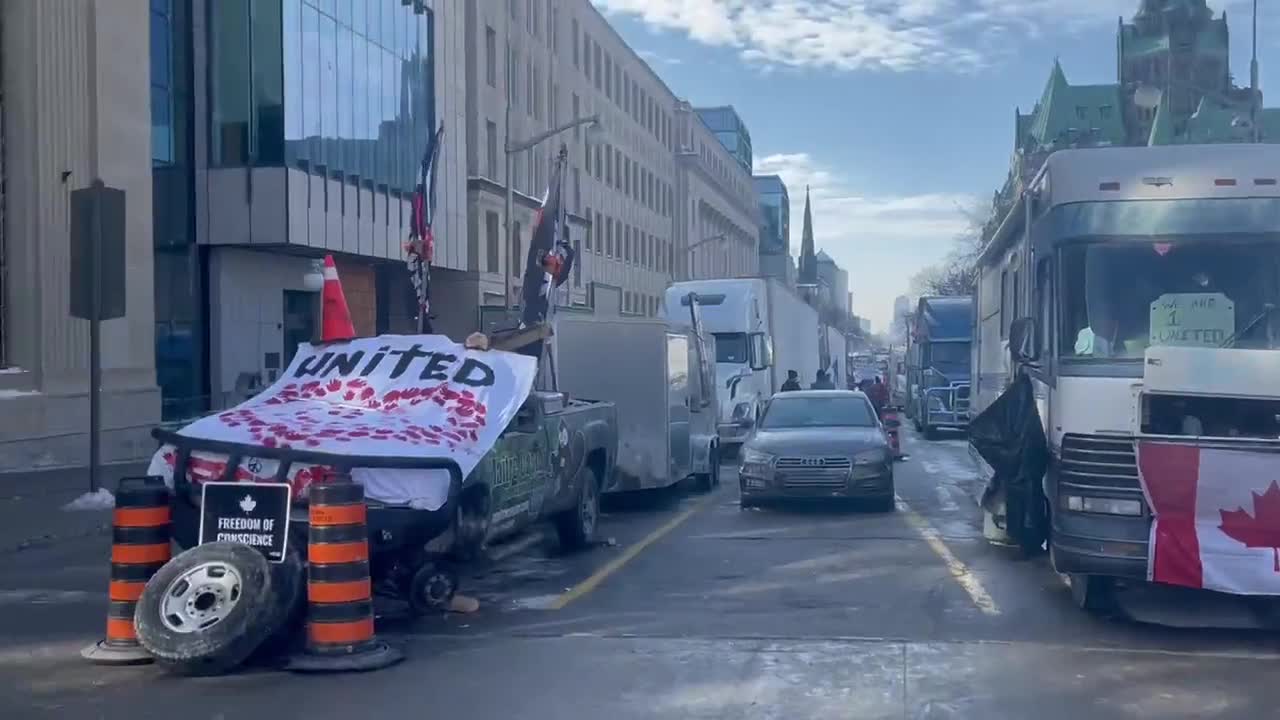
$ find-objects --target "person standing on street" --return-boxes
[780,370,802,392]
[811,369,836,390]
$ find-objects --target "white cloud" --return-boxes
[754,152,973,330]
[637,49,685,66]
[593,0,1222,73]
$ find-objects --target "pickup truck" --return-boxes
[460,390,617,551]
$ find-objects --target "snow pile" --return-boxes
[62,488,116,511]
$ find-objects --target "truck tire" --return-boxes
[556,465,600,550]
[1069,574,1116,614]
[253,545,306,660]
[135,542,276,676]
[694,445,720,492]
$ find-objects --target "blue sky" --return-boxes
[595,0,1280,331]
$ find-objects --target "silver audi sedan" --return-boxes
[738,390,895,511]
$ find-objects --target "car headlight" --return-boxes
[741,448,775,466]
[853,449,888,466]
[732,402,752,419]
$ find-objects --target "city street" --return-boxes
[2,428,1278,719]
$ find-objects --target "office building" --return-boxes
[675,101,760,281]
[194,0,466,405]
[462,0,678,320]
[753,173,792,285]
[0,0,161,470]
[695,106,752,173]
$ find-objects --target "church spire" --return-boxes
[798,186,817,286]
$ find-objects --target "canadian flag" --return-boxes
[1138,441,1280,595]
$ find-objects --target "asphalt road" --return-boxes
[2,427,1278,719]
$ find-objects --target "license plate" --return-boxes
[198,482,291,563]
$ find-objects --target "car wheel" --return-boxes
[134,542,276,676]
[408,560,459,616]
[556,465,600,550]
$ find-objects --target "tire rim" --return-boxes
[580,479,598,537]
[159,561,243,634]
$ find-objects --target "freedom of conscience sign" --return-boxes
[149,335,539,501]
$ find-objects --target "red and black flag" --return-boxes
[405,123,444,333]
[519,145,575,329]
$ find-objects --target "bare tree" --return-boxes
[909,199,993,297]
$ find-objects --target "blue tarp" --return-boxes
[916,297,973,342]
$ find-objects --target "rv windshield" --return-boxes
[1060,238,1280,360]
[713,333,749,364]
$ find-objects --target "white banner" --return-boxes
[148,335,538,505]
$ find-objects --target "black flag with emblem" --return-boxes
[519,146,573,330]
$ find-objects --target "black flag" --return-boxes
[405,123,443,333]
[519,146,572,328]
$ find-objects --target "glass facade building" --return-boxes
[151,0,205,420]
[753,174,789,256]
[205,0,434,195]
[695,106,752,173]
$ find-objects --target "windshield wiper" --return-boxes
[1220,304,1278,349]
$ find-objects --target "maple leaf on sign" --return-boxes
[1218,480,1280,572]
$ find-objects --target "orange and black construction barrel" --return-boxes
[287,474,402,672]
[81,476,171,665]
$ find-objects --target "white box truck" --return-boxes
[664,278,821,448]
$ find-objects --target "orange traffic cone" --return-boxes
[321,255,356,342]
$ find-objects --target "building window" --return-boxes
[584,33,591,76]
[486,121,498,178]
[1099,105,1113,119]
[594,45,602,90]
[278,0,433,192]
[585,208,594,251]
[487,211,501,274]
[511,222,522,277]
[604,55,612,99]
[604,145,612,185]
[486,26,497,87]
[572,19,580,67]
[573,240,582,286]
[624,225,632,263]
[604,216,613,257]
[573,166,581,210]
[572,93,580,138]
[1075,106,1087,120]
[614,149,622,189]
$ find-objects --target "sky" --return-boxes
[594,0,1280,332]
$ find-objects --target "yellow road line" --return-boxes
[897,496,1001,616]
[547,494,715,610]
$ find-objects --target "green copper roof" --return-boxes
[1021,62,1126,150]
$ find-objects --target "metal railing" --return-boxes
[923,383,971,427]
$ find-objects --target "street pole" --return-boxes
[87,0,102,495]
[1251,0,1261,143]
[504,100,514,312]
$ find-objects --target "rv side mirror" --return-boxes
[749,332,772,371]
[1009,317,1039,362]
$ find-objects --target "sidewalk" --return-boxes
[0,463,147,553]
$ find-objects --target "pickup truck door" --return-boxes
[487,400,553,535]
